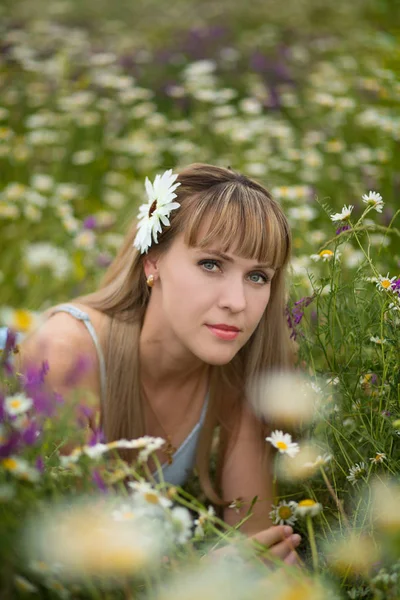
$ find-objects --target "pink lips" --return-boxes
[206,324,241,341]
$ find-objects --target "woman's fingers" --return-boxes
[250,525,294,548]
[249,527,302,567]
[267,533,301,560]
[283,550,301,566]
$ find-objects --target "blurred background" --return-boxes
[0,0,399,316]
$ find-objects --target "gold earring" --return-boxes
[146,274,154,288]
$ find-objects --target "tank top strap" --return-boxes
[199,389,210,425]
[50,303,107,409]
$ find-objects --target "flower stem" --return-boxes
[320,466,350,528]
[306,515,319,572]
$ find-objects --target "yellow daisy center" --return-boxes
[276,441,288,451]
[13,310,34,332]
[122,511,135,520]
[144,491,159,504]
[319,249,333,258]
[381,279,391,289]
[2,458,18,471]
[10,399,22,409]
[298,499,316,507]
[278,506,293,519]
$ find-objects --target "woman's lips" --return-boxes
[205,325,240,341]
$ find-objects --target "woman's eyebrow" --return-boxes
[196,248,275,270]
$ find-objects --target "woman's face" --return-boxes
[147,232,275,366]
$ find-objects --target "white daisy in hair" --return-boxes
[265,430,300,458]
[133,169,181,254]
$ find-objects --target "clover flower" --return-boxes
[265,430,300,458]
[133,169,181,254]
[362,190,384,213]
[330,205,354,222]
[269,500,298,526]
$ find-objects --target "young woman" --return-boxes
[17,163,300,563]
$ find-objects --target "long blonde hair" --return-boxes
[77,163,292,504]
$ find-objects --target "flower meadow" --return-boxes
[1,0,400,598]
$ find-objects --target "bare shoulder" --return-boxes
[20,304,107,398]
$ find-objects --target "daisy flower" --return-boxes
[295,499,322,517]
[310,248,335,262]
[303,453,332,470]
[269,500,298,526]
[133,169,181,254]
[370,452,386,464]
[346,462,367,485]
[171,506,193,544]
[330,205,354,222]
[376,273,397,292]
[5,393,33,417]
[194,506,216,537]
[2,456,40,483]
[14,575,38,594]
[128,480,172,508]
[112,504,136,522]
[370,336,387,345]
[362,191,384,213]
[265,430,300,458]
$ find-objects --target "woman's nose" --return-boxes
[217,278,246,313]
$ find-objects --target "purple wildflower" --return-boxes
[21,421,41,446]
[0,431,21,458]
[391,278,400,295]
[96,253,113,268]
[87,427,106,446]
[22,360,49,388]
[286,295,316,340]
[92,469,108,493]
[336,224,351,235]
[5,329,17,354]
[35,455,45,473]
[29,389,57,418]
[83,215,97,230]
[64,355,93,387]
[0,395,5,423]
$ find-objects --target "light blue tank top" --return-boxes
[0,304,209,487]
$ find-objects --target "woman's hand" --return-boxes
[206,525,301,568]
[249,525,301,566]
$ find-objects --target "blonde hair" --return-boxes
[77,163,292,504]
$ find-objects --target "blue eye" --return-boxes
[198,259,220,272]
[249,272,270,285]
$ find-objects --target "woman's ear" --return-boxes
[143,253,160,279]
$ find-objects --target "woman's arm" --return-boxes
[220,400,273,535]
[18,314,101,451]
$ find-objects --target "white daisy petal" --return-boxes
[133,170,181,254]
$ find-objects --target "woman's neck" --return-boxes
[139,318,208,390]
